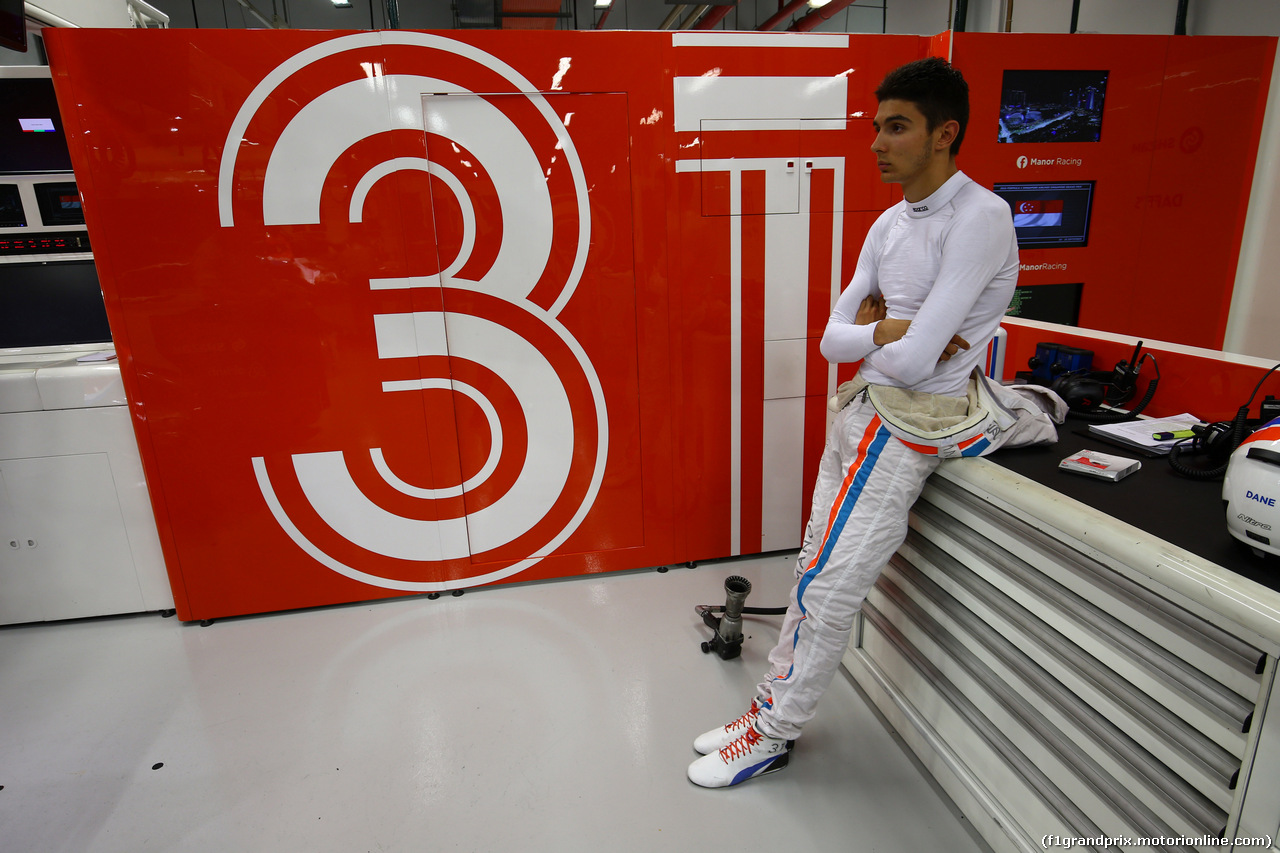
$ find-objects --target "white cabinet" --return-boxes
[0,453,144,622]
[0,402,173,625]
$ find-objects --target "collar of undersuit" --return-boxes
[903,170,971,220]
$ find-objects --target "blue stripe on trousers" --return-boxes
[775,424,891,682]
[797,424,892,616]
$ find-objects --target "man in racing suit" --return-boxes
[688,56,1062,788]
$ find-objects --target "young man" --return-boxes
[688,57,1060,788]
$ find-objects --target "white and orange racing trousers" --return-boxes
[754,395,941,741]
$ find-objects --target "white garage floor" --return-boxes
[0,552,992,853]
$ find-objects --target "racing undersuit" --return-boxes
[753,171,1064,741]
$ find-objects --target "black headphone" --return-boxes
[1051,370,1127,410]
[1051,341,1158,422]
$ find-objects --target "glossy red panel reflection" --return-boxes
[43,28,1272,620]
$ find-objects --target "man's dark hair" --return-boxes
[874,57,970,156]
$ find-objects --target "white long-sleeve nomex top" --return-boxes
[820,171,1019,398]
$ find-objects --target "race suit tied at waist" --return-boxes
[830,368,1067,459]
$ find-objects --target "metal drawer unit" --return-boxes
[842,460,1280,853]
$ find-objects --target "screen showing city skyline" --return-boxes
[998,69,1108,143]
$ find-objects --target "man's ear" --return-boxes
[935,119,960,152]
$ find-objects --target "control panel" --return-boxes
[0,230,90,256]
[0,176,89,262]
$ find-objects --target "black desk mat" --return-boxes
[984,416,1280,594]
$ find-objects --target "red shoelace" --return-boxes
[720,727,763,761]
[722,701,758,734]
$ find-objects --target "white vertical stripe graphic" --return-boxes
[828,162,845,403]
[679,156,848,555]
[729,172,742,557]
[760,161,848,552]
[762,398,806,550]
[764,169,810,341]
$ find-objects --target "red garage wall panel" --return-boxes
[953,33,1274,351]
[43,29,1273,620]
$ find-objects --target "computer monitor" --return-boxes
[998,70,1108,144]
[993,181,1095,249]
[0,182,23,227]
[0,260,111,348]
[0,0,25,54]
[34,181,83,226]
[1005,282,1083,326]
[0,68,75,174]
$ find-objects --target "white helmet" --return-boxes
[1224,417,1280,557]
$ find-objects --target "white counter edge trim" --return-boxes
[935,457,1280,645]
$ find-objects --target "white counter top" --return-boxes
[0,346,125,413]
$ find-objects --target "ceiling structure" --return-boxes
[143,0,894,35]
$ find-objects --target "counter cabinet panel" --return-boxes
[845,460,1280,853]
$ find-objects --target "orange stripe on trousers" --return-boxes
[806,413,883,571]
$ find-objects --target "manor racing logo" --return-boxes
[1016,156,1082,168]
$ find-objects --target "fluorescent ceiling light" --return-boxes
[595,0,612,7]
[807,0,832,6]
[332,0,352,7]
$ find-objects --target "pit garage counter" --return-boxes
[0,348,172,624]
[844,427,1280,853]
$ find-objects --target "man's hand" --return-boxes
[872,315,971,362]
[937,334,970,362]
[855,294,887,325]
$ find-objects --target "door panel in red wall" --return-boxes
[418,92,646,572]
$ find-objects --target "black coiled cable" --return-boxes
[1168,362,1280,480]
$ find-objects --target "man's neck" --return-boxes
[902,160,959,204]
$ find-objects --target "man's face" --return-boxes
[870,98,940,187]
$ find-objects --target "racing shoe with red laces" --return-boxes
[692,701,761,755]
[687,724,793,788]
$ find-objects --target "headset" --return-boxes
[1051,341,1160,422]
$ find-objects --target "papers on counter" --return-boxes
[1087,412,1203,456]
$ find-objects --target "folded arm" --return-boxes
[818,226,884,363]
[823,204,1009,386]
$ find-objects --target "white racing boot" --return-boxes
[692,701,761,755]
[687,724,793,788]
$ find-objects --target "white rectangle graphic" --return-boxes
[373,312,448,359]
[763,339,809,401]
[672,32,849,49]
[673,76,848,133]
[762,397,806,552]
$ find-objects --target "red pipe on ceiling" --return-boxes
[757,0,809,31]
[693,3,738,29]
[788,0,858,32]
[499,0,563,29]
